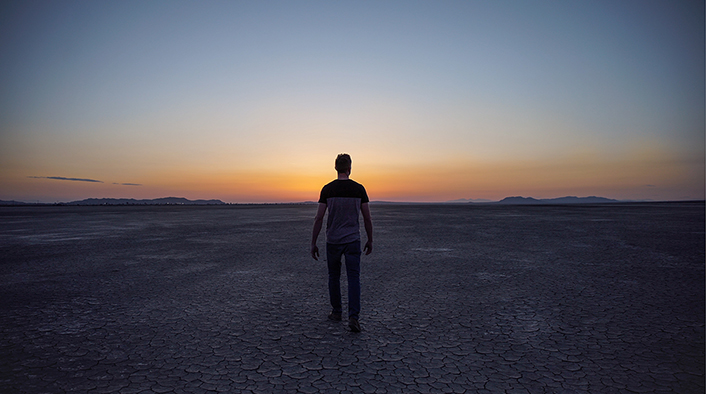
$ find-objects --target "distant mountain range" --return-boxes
[0,197,226,206]
[0,195,633,206]
[446,198,495,203]
[369,196,622,204]
[447,196,618,204]
[495,196,618,204]
[443,196,621,204]
[0,200,30,205]
[67,197,226,205]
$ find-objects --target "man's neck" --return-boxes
[337,173,350,180]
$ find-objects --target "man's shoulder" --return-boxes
[320,179,368,199]
[348,179,365,188]
[322,179,339,188]
[320,180,339,193]
[323,179,365,187]
[349,180,367,195]
[328,179,366,190]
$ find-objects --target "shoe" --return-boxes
[328,312,342,321]
[348,317,361,333]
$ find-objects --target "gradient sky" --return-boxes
[1,0,703,203]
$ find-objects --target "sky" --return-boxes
[1,0,704,203]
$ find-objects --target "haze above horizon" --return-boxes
[1,1,704,204]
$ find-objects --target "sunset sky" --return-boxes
[1,1,703,203]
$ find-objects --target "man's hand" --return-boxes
[311,203,326,261]
[361,203,373,256]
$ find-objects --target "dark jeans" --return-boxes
[326,241,361,320]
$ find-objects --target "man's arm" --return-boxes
[311,203,327,260]
[361,202,373,255]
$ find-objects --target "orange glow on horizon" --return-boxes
[2,145,703,203]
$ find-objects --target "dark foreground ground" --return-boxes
[0,202,703,394]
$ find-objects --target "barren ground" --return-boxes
[1,202,703,393]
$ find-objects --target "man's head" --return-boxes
[335,153,352,174]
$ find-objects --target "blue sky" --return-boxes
[1,1,703,202]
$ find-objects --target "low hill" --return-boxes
[0,200,36,205]
[446,198,495,203]
[65,197,226,205]
[497,196,618,205]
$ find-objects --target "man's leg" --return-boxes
[326,243,344,316]
[343,241,362,321]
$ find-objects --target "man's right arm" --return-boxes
[311,203,327,260]
[361,202,373,255]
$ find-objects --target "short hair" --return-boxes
[335,153,352,173]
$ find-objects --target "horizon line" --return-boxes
[1,196,704,206]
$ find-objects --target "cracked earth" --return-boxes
[1,203,703,393]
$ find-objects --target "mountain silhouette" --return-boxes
[497,196,618,204]
[65,197,225,205]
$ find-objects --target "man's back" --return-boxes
[319,179,369,244]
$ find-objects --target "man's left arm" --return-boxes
[311,203,327,260]
[361,202,373,255]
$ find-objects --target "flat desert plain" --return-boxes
[1,202,704,393]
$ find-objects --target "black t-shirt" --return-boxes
[318,179,369,244]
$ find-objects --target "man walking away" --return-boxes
[311,153,373,333]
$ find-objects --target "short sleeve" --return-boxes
[360,185,369,203]
[318,186,328,204]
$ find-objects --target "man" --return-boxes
[311,153,373,333]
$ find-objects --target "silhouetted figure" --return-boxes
[311,154,373,333]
